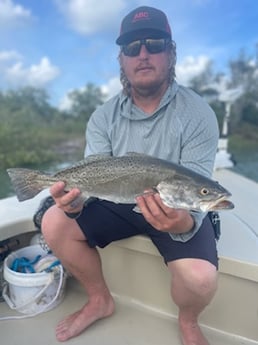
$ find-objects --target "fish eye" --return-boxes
[200,188,209,195]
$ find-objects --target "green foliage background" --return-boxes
[0,84,102,169]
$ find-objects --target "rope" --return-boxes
[10,255,61,274]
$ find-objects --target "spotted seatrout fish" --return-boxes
[7,153,234,212]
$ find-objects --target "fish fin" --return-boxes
[133,189,158,213]
[83,154,111,163]
[143,188,158,196]
[7,168,51,201]
[61,155,111,171]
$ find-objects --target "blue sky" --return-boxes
[0,0,257,109]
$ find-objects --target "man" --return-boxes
[41,6,219,345]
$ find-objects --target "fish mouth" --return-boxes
[200,195,234,212]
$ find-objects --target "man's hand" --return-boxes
[50,181,84,214]
[136,193,194,234]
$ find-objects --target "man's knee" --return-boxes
[189,260,217,297]
[41,205,65,243]
[41,204,87,247]
[169,258,218,298]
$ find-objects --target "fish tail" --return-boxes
[7,168,54,201]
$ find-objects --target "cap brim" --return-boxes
[116,29,171,45]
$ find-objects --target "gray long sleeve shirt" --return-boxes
[85,81,219,242]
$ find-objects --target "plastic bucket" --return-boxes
[2,245,66,316]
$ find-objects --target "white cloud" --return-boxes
[58,92,73,112]
[0,50,23,78]
[0,50,22,62]
[55,0,126,35]
[176,55,211,86]
[4,57,60,88]
[101,76,121,99]
[0,0,32,28]
[58,85,88,112]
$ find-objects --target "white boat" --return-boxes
[0,167,257,345]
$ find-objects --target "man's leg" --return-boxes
[168,258,218,345]
[41,205,115,342]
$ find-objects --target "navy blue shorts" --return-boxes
[76,200,218,268]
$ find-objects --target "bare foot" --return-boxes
[56,295,115,342]
[179,319,210,345]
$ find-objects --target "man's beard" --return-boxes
[132,78,168,97]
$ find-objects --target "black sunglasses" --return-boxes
[122,38,170,57]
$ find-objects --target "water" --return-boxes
[0,169,13,199]
[230,151,258,183]
[1,152,258,200]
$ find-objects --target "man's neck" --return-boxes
[131,82,169,114]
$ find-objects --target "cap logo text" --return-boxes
[133,11,149,22]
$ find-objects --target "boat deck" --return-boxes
[213,169,258,264]
[0,277,256,345]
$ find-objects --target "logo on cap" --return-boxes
[133,11,149,22]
